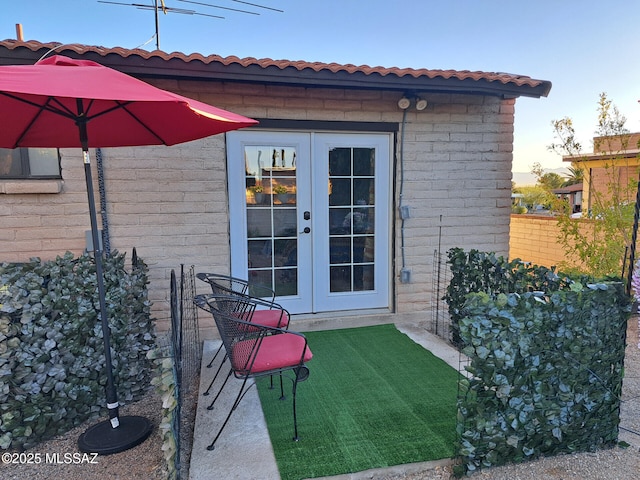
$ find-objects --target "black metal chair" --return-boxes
[195,273,291,395]
[196,273,290,335]
[194,294,312,450]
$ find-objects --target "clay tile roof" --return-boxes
[0,39,552,98]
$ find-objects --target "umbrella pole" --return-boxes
[75,120,152,454]
[82,149,120,426]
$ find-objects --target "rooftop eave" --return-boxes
[563,151,640,162]
[86,54,551,99]
[0,40,552,99]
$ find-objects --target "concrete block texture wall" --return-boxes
[509,214,592,270]
[0,79,516,331]
[394,94,515,313]
[509,214,565,267]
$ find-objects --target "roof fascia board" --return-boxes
[98,55,549,98]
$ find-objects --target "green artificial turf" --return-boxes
[257,324,459,480]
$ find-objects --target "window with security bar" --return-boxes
[0,148,61,179]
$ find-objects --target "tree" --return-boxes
[563,165,584,186]
[531,162,571,190]
[540,172,566,190]
[513,184,555,211]
[548,93,636,277]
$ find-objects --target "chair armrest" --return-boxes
[196,272,276,301]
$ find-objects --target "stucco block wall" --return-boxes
[589,165,639,207]
[1,78,516,333]
[509,214,565,267]
[0,137,231,334]
[509,214,595,269]
[395,95,514,314]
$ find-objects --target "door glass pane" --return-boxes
[354,265,375,291]
[353,178,374,205]
[353,236,374,262]
[352,206,373,233]
[247,269,272,296]
[329,148,351,176]
[328,147,376,293]
[246,210,272,237]
[247,239,272,268]
[245,145,298,295]
[329,207,351,235]
[330,266,351,293]
[275,269,297,296]
[328,178,351,206]
[273,209,297,237]
[274,239,297,267]
[353,148,375,176]
[330,237,351,263]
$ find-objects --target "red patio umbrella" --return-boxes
[0,54,257,454]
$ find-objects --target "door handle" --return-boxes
[300,227,311,234]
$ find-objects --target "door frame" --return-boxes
[226,129,393,314]
[227,130,312,312]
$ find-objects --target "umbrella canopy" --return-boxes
[0,54,257,454]
[0,55,257,149]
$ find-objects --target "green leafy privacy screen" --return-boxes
[447,248,630,475]
[0,251,155,450]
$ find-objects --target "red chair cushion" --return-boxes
[232,334,312,374]
[252,309,289,328]
[231,309,289,329]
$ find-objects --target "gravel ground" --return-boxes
[1,317,638,480]
[0,391,167,480]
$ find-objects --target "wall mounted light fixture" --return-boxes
[397,96,411,110]
[397,94,427,111]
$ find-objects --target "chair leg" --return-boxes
[207,377,250,451]
[291,376,300,441]
[207,369,233,410]
[203,354,228,396]
[279,373,285,400]
[291,366,309,442]
[206,343,224,368]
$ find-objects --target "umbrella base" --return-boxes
[78,415,153,455]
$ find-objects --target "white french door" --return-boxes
[227,130,391,314]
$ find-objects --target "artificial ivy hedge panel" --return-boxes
[0,251,156,450]
[450,249,630,475]
[445,248,572,347]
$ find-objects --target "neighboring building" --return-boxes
[511,193,525,207]
[552,182,583,214]
[565,133,640,215]
[0,40,552,335]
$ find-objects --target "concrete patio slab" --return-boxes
[188,321,460,480]
[189,340,281,480]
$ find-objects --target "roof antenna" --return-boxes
[232,0,284,13]
[36,44,73,63]
[98,0,225,50]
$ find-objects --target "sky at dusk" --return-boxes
[2,0,639,175]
